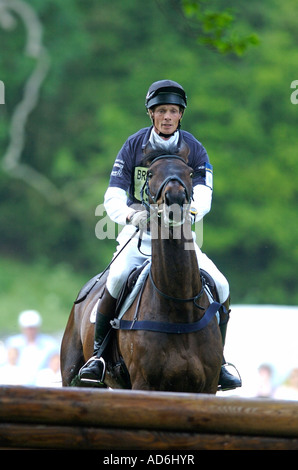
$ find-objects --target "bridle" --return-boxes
[140,155,193,214]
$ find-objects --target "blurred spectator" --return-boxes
[5,310,58,385]
[0,347,27,385]
[35,352,62,387]
[273,368,298,401]
[0,341,6,366]
[255,363,275,398]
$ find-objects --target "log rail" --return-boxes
[0,386,298,450]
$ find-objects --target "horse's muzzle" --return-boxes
[162,181,189,226]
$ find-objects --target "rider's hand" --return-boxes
[126,210,148,230]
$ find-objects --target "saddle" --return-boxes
[75,271,108,304]
[75,264,218,312]
[115,261,150,317]
[75,261,150,324]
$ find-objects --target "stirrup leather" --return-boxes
[79,356,106,385]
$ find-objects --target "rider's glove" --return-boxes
[126,210,148,230]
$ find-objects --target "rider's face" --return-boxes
[151,104,183,138]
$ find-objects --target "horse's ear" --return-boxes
[143,141,154,156]
[142,142,156,167]
[178,139,190,163]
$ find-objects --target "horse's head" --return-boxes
[141,141,194,226]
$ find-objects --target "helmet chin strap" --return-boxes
[157,130,177,138]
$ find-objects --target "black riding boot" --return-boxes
[218,301,242,391]
[79,290,117,384]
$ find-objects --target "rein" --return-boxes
[149,268,206,310]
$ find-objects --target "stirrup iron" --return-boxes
[217,361,242,392]
[79,356,106,385]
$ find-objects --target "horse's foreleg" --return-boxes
[60,305,85,386]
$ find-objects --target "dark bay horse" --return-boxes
[61,146,223,393]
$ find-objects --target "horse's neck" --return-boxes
[151,224,201,302]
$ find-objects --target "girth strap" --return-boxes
[111,301,224,334]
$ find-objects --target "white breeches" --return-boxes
[106,225,229,303]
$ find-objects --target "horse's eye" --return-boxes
[147,171,153,179]
[190,172,193,178]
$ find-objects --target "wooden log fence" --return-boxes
[1,385,298,450]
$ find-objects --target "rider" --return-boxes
[79,79,241,391]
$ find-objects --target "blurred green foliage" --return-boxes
[0,0,297,333]
[181,0,260,55]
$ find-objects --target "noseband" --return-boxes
[140,155,193,211]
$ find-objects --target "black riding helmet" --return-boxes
[145,79,187,110]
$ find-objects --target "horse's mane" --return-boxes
[141,140,190,168]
